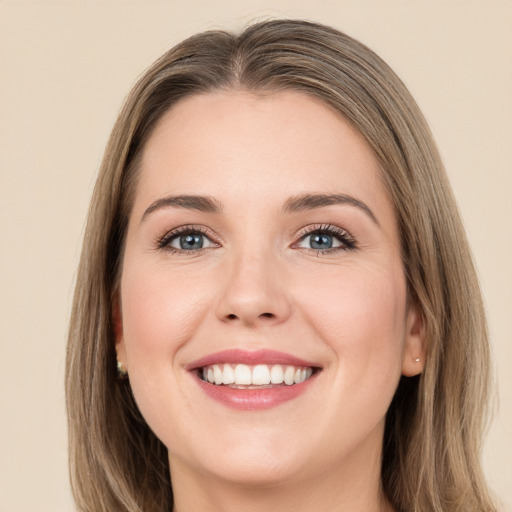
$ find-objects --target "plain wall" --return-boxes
[1,1,510,510]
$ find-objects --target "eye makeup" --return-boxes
[154,222,357,256]
[293,223,357,254]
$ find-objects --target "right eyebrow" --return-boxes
[141,195,222,223]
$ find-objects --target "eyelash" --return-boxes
[156,223,357,255]
[294,224,357,254]
[156,225,219,255]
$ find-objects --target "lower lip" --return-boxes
[194,373,318,411]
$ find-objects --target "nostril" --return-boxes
[227,314,237,320]
[260,312,275,319]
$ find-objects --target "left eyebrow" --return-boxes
[282,193,380,226]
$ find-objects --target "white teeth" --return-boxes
[234,364,252,385]
[270,364,284,384]
[202,363,316,387]
[222,364,235,385]
[213,365,223,385]
[252,365,271,385]
[283,366,295,385]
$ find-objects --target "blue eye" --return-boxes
[309,233,334,250]
[159,227,217,252]
[296,225,356,253]
[173,233,205,250]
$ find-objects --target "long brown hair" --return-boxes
[66,19,496,511]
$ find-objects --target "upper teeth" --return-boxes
[202,364,314,386]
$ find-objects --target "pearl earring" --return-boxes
[117,360,128,379]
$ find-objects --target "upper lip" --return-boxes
[186,349,320,371]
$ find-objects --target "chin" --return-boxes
[202,456,302,488]
[171,429,310,488]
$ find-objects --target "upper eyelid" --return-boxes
[292,224,357,250]
[157,225,221,248]
[156,223,355,248]
[295,223,353,239]
[160,224,219,239]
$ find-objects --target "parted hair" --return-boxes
[66,19,496,511]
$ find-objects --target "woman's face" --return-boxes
[116,90,423,487]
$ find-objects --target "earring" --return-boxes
[413,357,421,363]
[117,360,128,379]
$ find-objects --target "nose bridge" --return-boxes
[215,234,291,326]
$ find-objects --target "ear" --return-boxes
[112,294,126,365]
[401,300,426,377]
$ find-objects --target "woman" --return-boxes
[66,19,497,512]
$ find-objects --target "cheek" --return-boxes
[119,260,215,441]
[120,259,213,373]
[298,262,407,384]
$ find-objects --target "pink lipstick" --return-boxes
[188,349,321,411]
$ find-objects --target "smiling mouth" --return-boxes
[198,363,318,388]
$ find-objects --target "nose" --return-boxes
[215,246,292,328]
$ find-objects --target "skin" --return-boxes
[115,90,424,512]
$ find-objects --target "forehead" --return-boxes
[135,89,392,219]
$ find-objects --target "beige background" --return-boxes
[1,1,510,510]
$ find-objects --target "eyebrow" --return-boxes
[141,195,222,221]
[141,192,379,226]
[282,193,379,226]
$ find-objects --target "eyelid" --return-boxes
[156,224,222,252]
[154,223,356,255]
[292,223,357,251]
